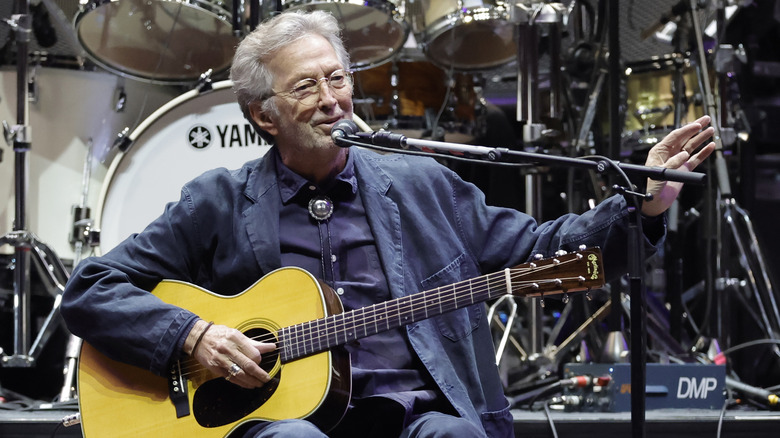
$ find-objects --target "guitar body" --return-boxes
[77,267,351,437]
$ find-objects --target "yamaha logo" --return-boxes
[187,123,264,150]
[188,125,213,150]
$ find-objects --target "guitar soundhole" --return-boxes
[192,328,281,428]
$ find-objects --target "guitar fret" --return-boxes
[316,318,323,353]
[381,301,389,331]
[375,302,382,335]
[305,320,314,356]
[275,250,601,362]
[402,295,413,325]
[293,323,302,358]
[326,315,337,349]
[343,312,353,344]
[282,327,292,359]
[422,290,429,320]
[361,306,369,338]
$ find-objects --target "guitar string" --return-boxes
[269,256,588,357]
[176,257,592,378]
[175,258,588,377]
[175,259,586,378]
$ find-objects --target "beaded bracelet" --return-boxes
[191,321,214,355]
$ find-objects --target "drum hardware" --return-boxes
[680,0,780,363]
[1,0,71,370]
[59,137,102,402]
[512,2,567,145]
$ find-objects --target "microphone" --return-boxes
[331,119,359,141]
[331,119,408,149]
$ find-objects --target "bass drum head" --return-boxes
[74,0,239,84]
[97,81,271,253]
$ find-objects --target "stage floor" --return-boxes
[1,406,779,437]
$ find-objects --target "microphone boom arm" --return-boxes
[333,127,706,186]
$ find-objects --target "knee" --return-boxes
[430,418,484,438]
[245,419,326,438]
[404,413,486,438]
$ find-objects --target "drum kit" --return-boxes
[0,0,738,402]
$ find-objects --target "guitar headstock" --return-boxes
[507,247,605,303]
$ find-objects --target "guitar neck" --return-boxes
[278,248,603,362]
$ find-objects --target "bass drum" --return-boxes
[282,0,409,71]
[96,81,271,253]
[74,0,240,84]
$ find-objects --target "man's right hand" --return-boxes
[183,319,276,388]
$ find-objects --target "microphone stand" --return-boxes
[335,132,705,186]
[335,122,703,438]
[0,0,70,371]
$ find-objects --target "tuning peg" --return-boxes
[540,295,545,308]
[533,253,545,261]
[585,289,592,301]
[554,249,568,257]
[562,293,570,303]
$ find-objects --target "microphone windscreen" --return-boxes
[331,119,358,138]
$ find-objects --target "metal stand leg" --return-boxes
[0,232,70,367]
[1,1,70,370]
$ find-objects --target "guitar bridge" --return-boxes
[168,361,190,418]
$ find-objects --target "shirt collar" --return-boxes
[274,147,358,204]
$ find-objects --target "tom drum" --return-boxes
[283,0,409,71]
[410,0,515,71]
[74,0,240,84]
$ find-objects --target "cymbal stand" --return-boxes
[0,0,70,370]
[58,138,101,402]
[492,1,567,364]
[686,0,780,353]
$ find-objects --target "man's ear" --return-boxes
[249,102,278,137]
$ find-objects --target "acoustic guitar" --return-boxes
[76,248,604,437]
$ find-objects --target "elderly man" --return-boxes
[62,10,714,438]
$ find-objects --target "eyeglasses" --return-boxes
[270,69,353,105]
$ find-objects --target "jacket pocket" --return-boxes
[481,403,514,438]
[420,253,482,342]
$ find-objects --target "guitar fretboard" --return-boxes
[277,250,599,362]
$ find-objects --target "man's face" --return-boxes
[254,34,353,152]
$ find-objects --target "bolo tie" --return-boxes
[308,194,336,286]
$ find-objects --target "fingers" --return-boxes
[686,141,716,171]
[226,339,276,388]
[647,116,716,168]
[194,324,277,389]
[663,121,711,152]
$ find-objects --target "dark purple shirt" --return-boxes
[275,150,442,414]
